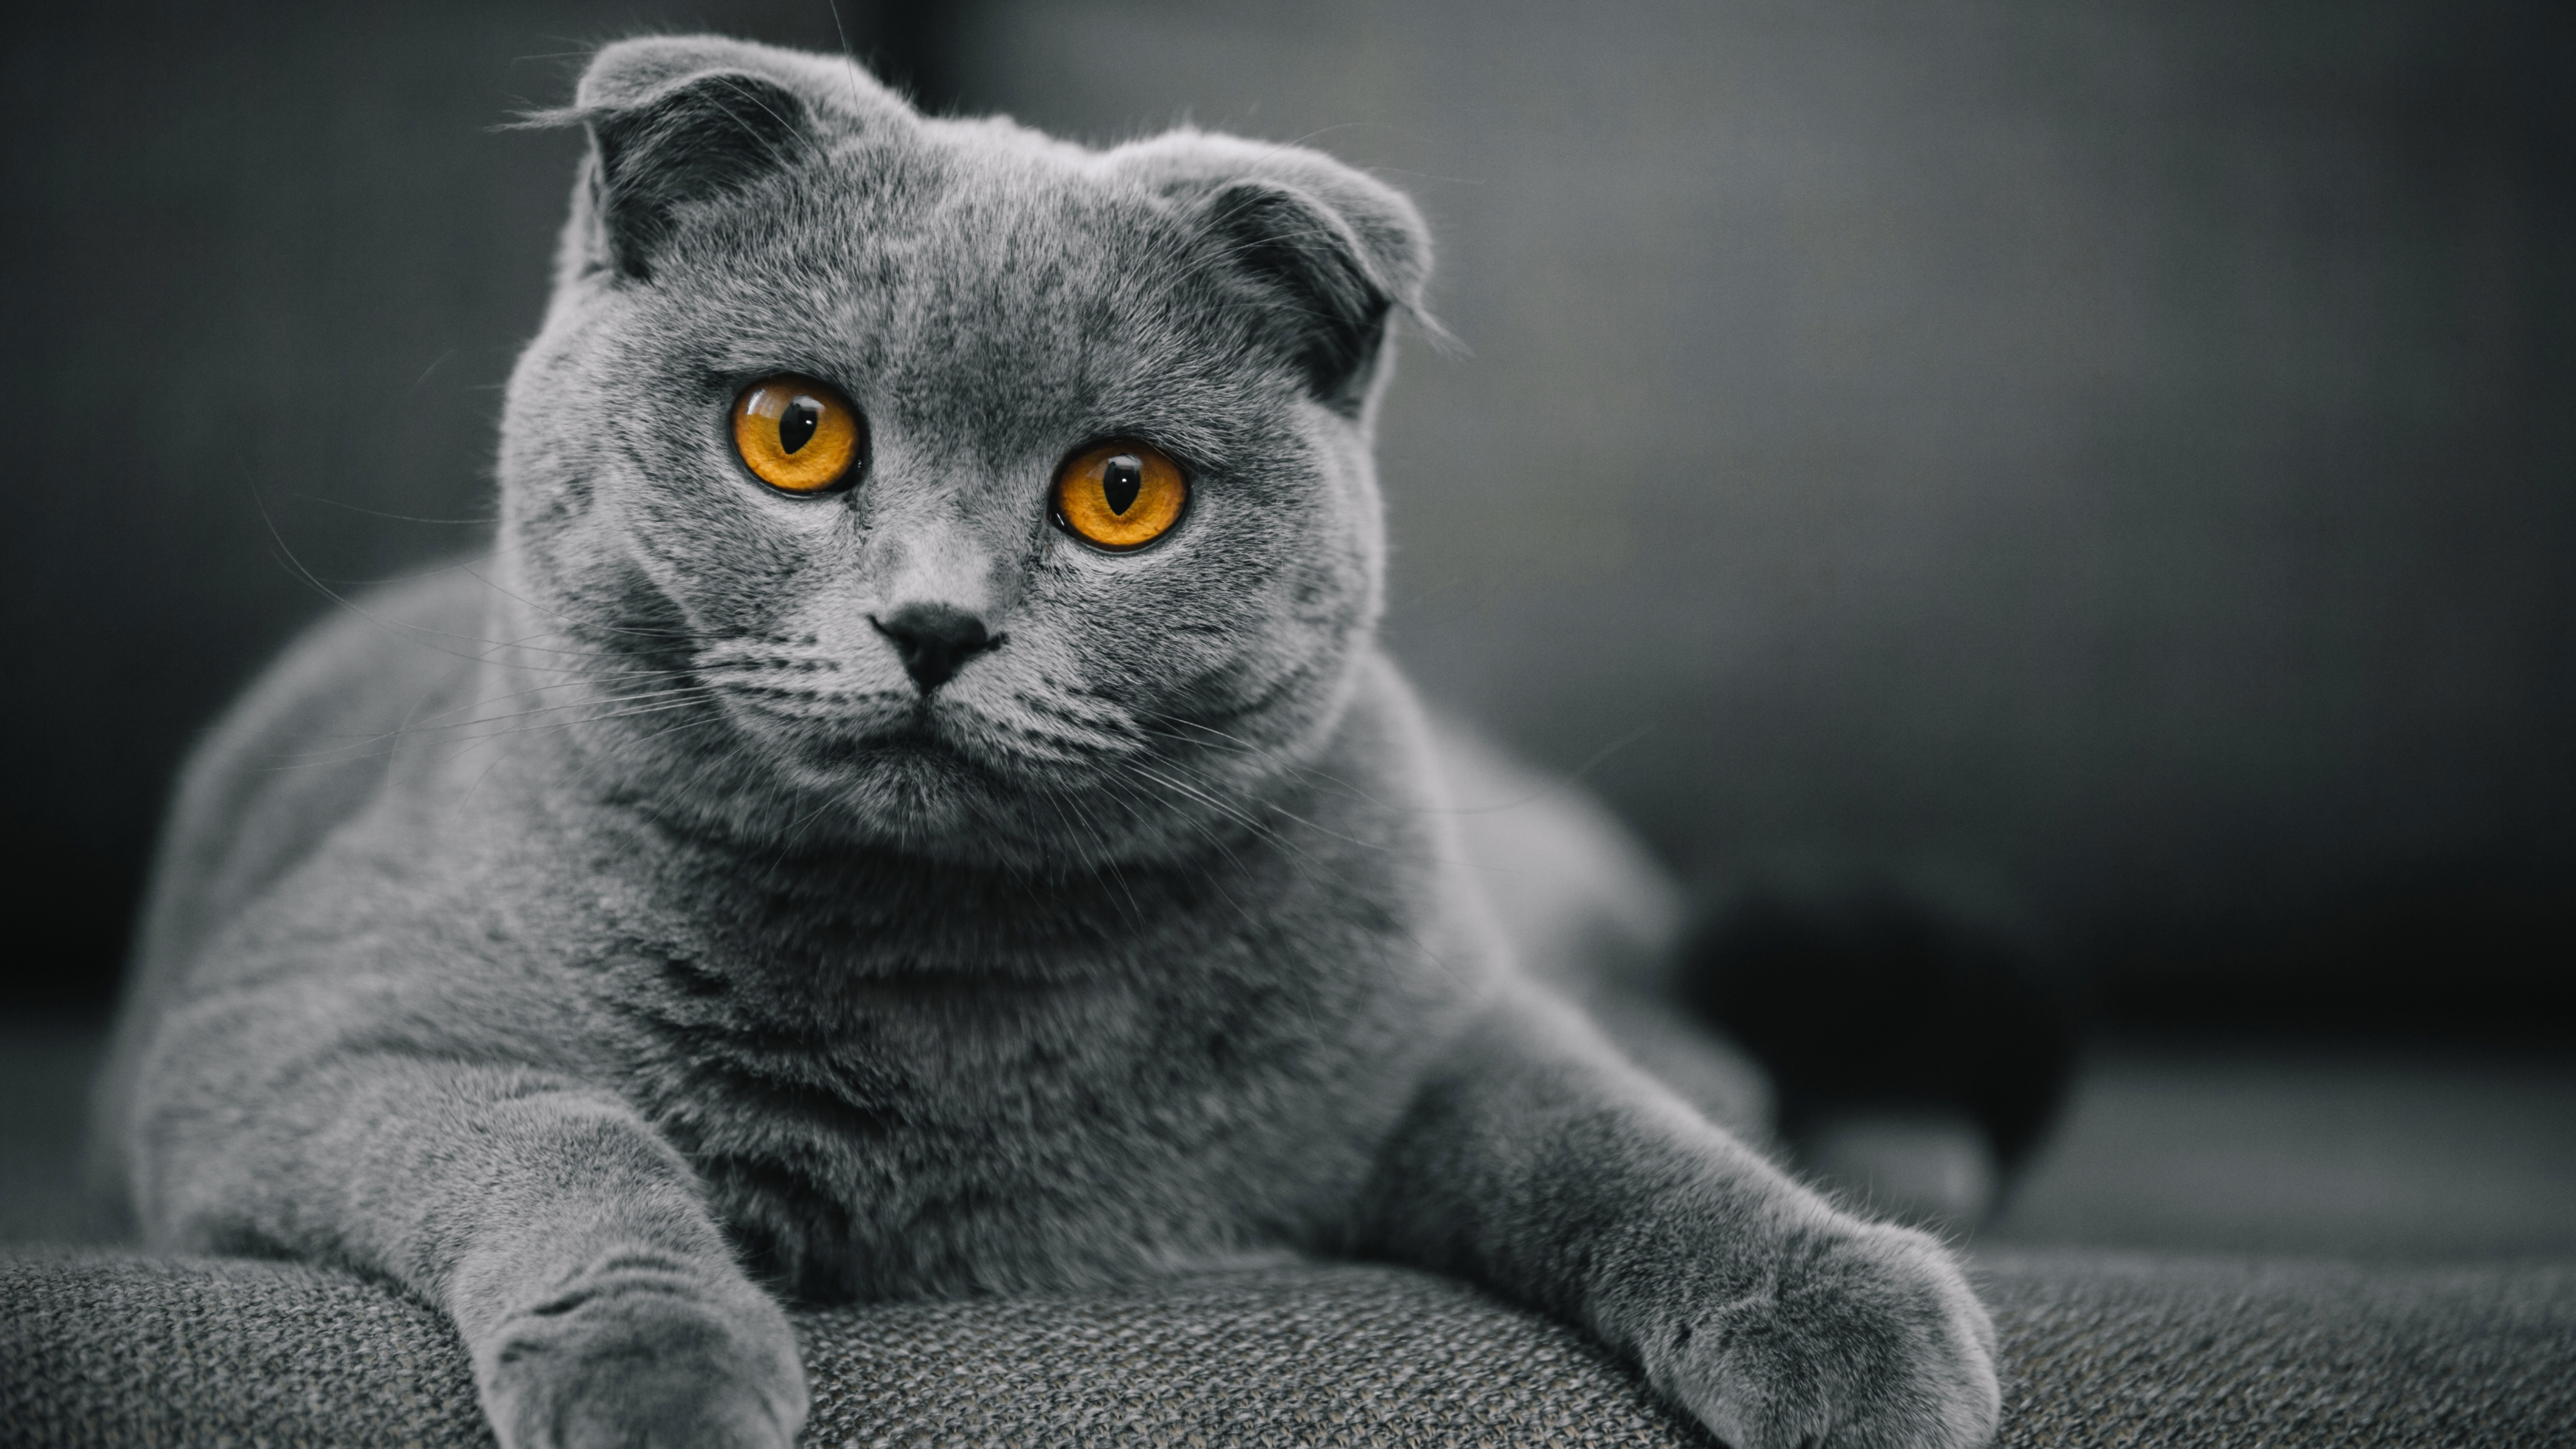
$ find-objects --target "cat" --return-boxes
[89,35,2000,1449]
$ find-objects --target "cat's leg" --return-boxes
[131,1008,804,1449]
[1360,985,1999,1449]
[1428,717,1776,1139]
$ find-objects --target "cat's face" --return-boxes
[495,38,1428,867]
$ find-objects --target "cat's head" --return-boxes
[493,36,1430,868]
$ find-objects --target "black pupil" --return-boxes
[1102,456,1144,516]
[778,397,821,454]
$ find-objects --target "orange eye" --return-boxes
[731,375,863,494]
[1052,441,1188,550]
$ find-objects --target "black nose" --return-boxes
[871,603,996,694]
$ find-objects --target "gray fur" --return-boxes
[93,36,1998,1449]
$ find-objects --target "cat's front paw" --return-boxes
[473,1258,807,1449]
[1641,1222,2000,1449]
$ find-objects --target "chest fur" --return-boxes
[588,881,1449,1302]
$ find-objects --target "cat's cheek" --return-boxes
[616,463,848,634]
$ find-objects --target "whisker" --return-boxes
[261,680,717,769]
[432,692,719,761]
[278,492,497,526]
[452,560,706,643]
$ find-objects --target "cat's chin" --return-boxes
[692,684,1276,870]
[750,709,978,797]
[704,703,1077,864]
[727,693,1026,788]
[753,739,1019,858]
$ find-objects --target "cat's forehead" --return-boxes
[651,131,1260,456]
[845,149,1192,361]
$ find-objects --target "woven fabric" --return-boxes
[5,1250,2572,1447]
[796,1264,1693,1449]
[3,1252,490,1449]
[1975,1251,2576,1448]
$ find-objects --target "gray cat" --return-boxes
[90,36,1999,1449]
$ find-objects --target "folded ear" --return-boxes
[535,35,908,281]
[1114,133,1434,415]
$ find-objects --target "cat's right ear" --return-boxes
[525,35,901,282]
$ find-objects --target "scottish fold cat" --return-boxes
[92,36,1999,1449]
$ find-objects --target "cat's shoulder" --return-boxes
[139,568,492,966]
[187,567,490,786]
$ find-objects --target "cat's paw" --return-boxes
[473,1259,808,1449]
[1640,1222,2000,1449]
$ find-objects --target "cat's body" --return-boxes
[107,565,1512,1301]
[95,37,1998,1449]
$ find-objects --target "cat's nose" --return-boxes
[870,603,996,694]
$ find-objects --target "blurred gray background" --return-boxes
[2,0,2569,1031]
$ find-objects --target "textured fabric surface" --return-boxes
[5,1250,2573,1447]
[1974,1252,2576,1449]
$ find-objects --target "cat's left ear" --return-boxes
[1114,134,1436,415]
